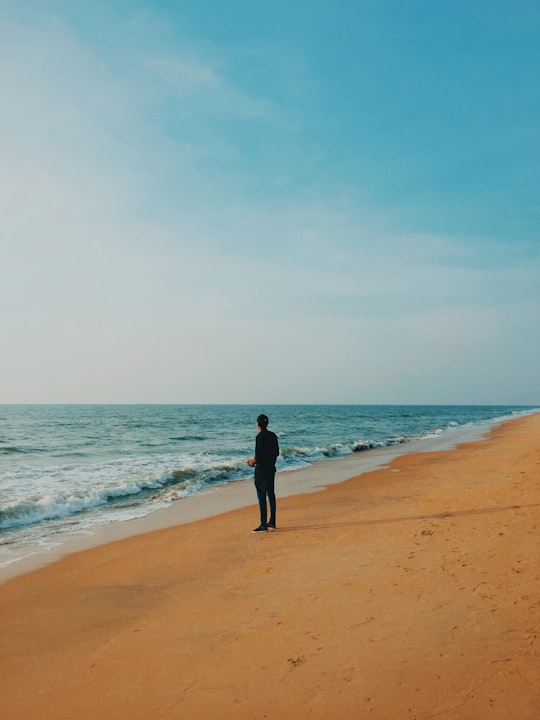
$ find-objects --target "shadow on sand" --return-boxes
[276,503,536,532]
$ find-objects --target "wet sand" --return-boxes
[1,413,539,719]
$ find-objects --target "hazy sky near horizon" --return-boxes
[1,0,539,405]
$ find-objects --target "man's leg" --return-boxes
[267,472,276,527]
[254,468,268,528]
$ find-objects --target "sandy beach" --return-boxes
[1,412,539,719]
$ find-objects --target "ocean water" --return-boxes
[0,404,536,568]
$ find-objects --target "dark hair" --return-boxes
[257,414,269,429]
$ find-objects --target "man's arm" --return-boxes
[248,433,260,467]
[273,433,280,460]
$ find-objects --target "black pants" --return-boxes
[254,466,276,527]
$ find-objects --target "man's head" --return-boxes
[257,413,269,430]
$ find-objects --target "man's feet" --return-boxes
[267,522,276,530]
[252,525,267,533]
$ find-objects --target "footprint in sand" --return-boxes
[287,656,305,668]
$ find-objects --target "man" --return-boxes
[247,413,279,533]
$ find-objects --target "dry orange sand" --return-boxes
[1,413,539,720]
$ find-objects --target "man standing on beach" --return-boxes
[248,414,279,533]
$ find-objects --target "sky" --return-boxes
[1,0,539,405]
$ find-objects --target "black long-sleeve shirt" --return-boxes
[255,428,279,470]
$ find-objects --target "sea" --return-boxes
[0,404,537,570]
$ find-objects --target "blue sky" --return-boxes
[1,0,539,404]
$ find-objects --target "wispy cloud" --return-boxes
[147,56,220,92]
[145,53,285,127]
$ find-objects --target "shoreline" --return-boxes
[0,413,514,584]
[2,412,540,719]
